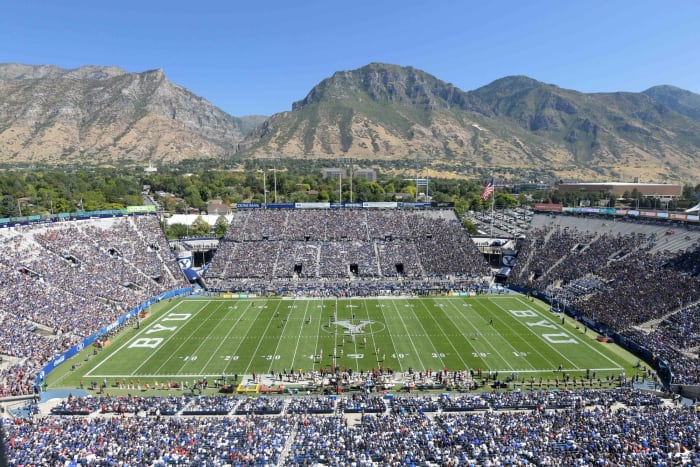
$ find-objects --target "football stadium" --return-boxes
[1,204,699,465]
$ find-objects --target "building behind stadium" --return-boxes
[555,181,683,200]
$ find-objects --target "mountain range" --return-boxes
[0,63,265,165]
[1,62,699,183]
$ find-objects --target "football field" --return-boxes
[49,294,638,389]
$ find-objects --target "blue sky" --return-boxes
[3,0,699,116]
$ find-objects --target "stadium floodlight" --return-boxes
[415,158,429,201]
[337,158,354,203]
[259,157,281,205]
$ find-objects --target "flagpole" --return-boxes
[491,180,496,278]
[480,177,495,274]
[490,179,495,242]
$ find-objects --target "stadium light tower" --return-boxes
[259,157,280,204]
[336,158,354,203]
[415,157,429,201]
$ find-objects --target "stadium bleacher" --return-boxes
[0,215,188,398]
[510,213,700,387]
[204,209,492,293]
[1,207,699,465]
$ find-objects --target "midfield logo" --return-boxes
[334,319,374,335]
[322,318,386,335]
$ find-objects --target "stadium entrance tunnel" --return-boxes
[395,263,404,275]
[294,264,303,275]
[350,263,359,275]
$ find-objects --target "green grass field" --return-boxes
[48,294,641,391]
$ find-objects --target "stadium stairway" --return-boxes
[278,421,300,466]
[636,299,700,331]
[374,241,382,276]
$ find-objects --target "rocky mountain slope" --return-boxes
[2,62,699,183]
[0,63,264,165]
[240,63,700,182]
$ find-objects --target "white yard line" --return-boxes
[513,295,623,369]
[424,298,471,369]
[310,299,325,372]
[220,301,259,375]
[152,303,224,376]
[198,301,251,374]
[387,299,425,371]
[242,300,288,376]
[88,301,189,376]
[271,299,310,374]
[451,297,518,372]
[401,299,447,369]
[487,296,580,372]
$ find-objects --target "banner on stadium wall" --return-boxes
[640,211,657,217]
[431,202,454,208]
[628,210,639,216]
[363,202,397,208]
[534,203,563,212]
[688,215,699,221]
[235,203,261,209]
[295,202,331,209]
[397,202,432,208]
[266,203,295,209]
[127,205,157,213]
[670,213,687,220]
[176,251,201,282]
[657,212,669,218]
[616,209,628,215]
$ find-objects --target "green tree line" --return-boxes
[2,162,698,238]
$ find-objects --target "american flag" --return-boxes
[481,178,494,201]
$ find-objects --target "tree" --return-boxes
[682,184,695,200]
[0,195,20,217]
[404,185,417,200]
[183,185,204,211]
[190,216,211,236]
[454,198,469,215]
[462,218,478,235]
[165,223,189,239]
[214,215,229,238]
[159,196,177,213]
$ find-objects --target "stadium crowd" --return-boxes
[2,208,700,464]
[0,215,188,398]
[204,209,492,289]
[4,390,699,465]
[509,214,700,385]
